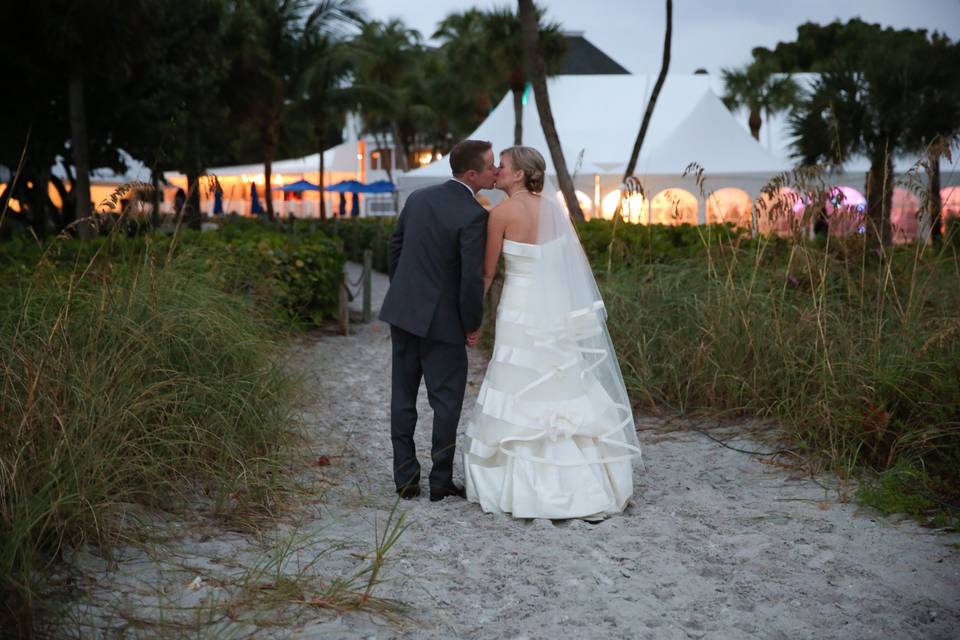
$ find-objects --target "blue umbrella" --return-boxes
[350,192,360,217]
[250,182,264,214]
[325,179,365,193]
[338,192,346,218]
[213,186,224,214]
[279,179,321,192]
[364,180,396,193]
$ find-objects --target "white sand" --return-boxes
[52,263,960,639]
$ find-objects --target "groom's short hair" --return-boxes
[449,140,492,176]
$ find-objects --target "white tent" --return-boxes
[400,73,960,231]
[399,74,794,222]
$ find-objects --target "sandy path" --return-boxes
[54,263,959,639]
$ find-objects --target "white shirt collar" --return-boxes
[450,177,476,196]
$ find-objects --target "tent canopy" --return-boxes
[403,74,792,182]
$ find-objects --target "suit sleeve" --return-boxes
[388,199,409,281]
[459,208,488,333]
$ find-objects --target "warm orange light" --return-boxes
[650,189,698,225]
[554,190,593,216]
[601,189,648,222]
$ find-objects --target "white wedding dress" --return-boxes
[463,193,642,520]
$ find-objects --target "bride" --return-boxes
[463,146,642,520]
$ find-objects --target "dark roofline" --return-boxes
[558,33,631,75]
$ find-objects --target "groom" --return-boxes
[379,139,497,501]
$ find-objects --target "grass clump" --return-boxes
[0,255,301,633]
[599,226,960,525]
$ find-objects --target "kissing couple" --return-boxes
[379,140,641,520]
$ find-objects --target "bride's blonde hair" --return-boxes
[501,146,546,193]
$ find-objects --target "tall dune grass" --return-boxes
[0,256,300,632]
[601,227,960,521]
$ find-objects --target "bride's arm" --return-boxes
[483,206,507,295]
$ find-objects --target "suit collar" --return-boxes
[448,178,477,196]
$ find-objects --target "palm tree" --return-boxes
[721,60,799,143]
[435,7,566,146]
[352,19,427,173]
[899,33,960,241]
[297,0,362,219]
[623,0,672,182]
[518,0,582,221]
[228,0,356,221]
[432,10,499,128]
[481,7,566,145]
[789,59,912,247]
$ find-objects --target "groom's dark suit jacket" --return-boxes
[379,180,488,344]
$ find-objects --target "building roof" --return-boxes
[558,33,630,75]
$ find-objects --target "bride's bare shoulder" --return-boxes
[489,197,520,219]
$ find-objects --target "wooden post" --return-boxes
[362,248,373,323]
[338,277,349,336]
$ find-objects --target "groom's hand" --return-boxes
[466,330,481,347]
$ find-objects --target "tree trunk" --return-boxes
[263,120,278,221]
[49,173,70,231]
[623,0,672,183]
[748,107,761,141]
[318,139,327,221]
[518,0,583,222]
[151,171,162,229]
[512,85,524,145]
[928,149,942,242]
[69,60,92,239]
[864,151,893,249]
[29,167,51,239]
[391,124,410,172]
[186,172,202,230]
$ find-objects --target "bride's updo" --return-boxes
[501,146,546,193]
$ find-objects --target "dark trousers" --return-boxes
[389,325,468,491]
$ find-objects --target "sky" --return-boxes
[355,0,960,75]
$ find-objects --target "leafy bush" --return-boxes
[575,219,750,269]
[0,225,346,327]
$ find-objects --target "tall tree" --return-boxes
[432,10,499,127]
[0,1,149,237]
[116,0,236,230]
[296,0,362,219]
[899,33,960,241]
[227,0,315,221]
[352,19,428,172]
[435,7,566,146]
[774,20,954,247]
[721,61,799,142]
[518,0,583,221]
[790,62,907,247]
[623,0,672,182]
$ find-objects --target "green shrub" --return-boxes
[1,226,346,327]
[575,219,750,269]
[311,217,395,272]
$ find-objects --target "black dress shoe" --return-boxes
[429,484,466,502]
[396,485,421,500]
